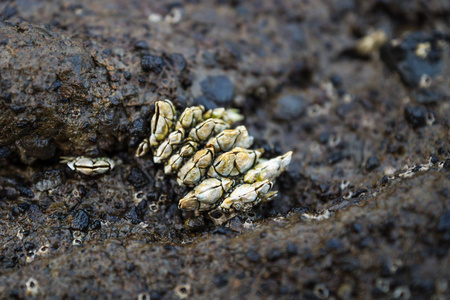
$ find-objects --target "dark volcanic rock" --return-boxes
[404,106,427,128]
[200,75,234,107]
[141,55,164,74]
[380,32,444,87]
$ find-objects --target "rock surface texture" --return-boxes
[0,0,449,299]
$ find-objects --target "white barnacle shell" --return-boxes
[149,99,177,147]
[177,147,215,187]
[153,128,185,164]
[244,151,292,183]
[206,125,253,153]
[207,147,263,178]
[220,180,274,211]
[178,177,233,211]
[176,105,205,131]
[135,138,150,157]
[60,156,115,176]
[203,108,244,125]
[189,119,229,142]
[164,139,199,174]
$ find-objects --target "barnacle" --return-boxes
[137,99,292,218]
[60,156,115,175]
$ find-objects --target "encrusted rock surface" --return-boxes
[0,0,449,299]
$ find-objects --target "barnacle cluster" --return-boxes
[137,99,292,213]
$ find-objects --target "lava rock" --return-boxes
[437,211,450,232]
[404,106,427,128]
[413,89,444,105]
[72,210,90,232]
[127,167,149,188]
[275,94,307,121]
[365,156,380,172]
[16,135,56,160]
[134,40,149,50]
[200,75,234,107]
[141,55,164,74]
[169,53,187,72]
[380,32,443,87]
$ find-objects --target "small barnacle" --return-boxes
[177,147,215,187]
[244,151,292,183]
[220,180,276,211]
[149,99,177,147]
[179,177,234,211]
[26,278,39,296]
[153,128,185,164]
[164,139,199,174]
[175,105,205,131]
[203,107,244,125]
[206,125,254,153]
[208,147,263,178]
[60,156,115,176]
[188,118,229,142]
[174,284,191,299]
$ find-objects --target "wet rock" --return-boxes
[16,135,56,161]
[246,249,261,263]
[200,75,234,107]
[266,248,283,261]
[365,156,380,172]
[168,53,187,72]
[72,210,90,232]
[202,51,216,68]
[413,89,444,105]
[193,96,218,110]
[141,55,164,74]
[0,146,11,158]
[404,106,427,128]
[127,167,149,188]
[275,94,307,121]
[380,32,444,87]
[34,169,64,192]
[437,211,450,232]
[134,40,149,50]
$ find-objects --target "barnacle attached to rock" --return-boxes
[207,147,263,178]
[137,99,292,219]
[60,156,115,175]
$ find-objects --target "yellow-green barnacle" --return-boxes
[178,177,234,211]
[175,105,205,131]
[60,156,115,176]
[164,139,199,174]
[207,147,263,178]
[153,128,185,164]
[136,139,150,157]
[149,99,177,147]
[177,147,215,187]
[203,108,244,125]
[188,118,229,142]
[220,180,274,211]
[244,151,292,183]
[205,125,253,153]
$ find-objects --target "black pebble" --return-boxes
[200,75,234,107]
[246,249,261,262]
[141,55,164,74]
[404,106,427,128]
[72,210,90,232]
[123,71,131,80]
[134,40,149,50]
[276,95,307,121]
[266,248,283,261]
[365,156,380,172]
[127,167,149,188]
[437,211,450,232]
